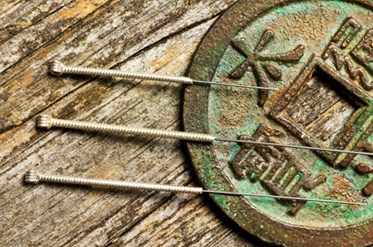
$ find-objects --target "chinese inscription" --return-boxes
[232,18,373,213]
[232,124,326,214]
[230,29,304,105]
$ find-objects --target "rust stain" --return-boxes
[31,0,122,63]
[52,0,107,24]
[10,114,22,126]
[330,174,359,206]
[0,125,36,160]
[332,174,351,192]
[150,44,186,70]
[91,161,119,179]
[7,69,34,97]
[215,94,252,128]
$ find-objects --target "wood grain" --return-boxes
[0,1,270,246]
[284,72,359,146]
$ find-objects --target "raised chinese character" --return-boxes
[352,29,373,75]
[230,30,304,105]
[231,124,326,214]
[323,18,372,89]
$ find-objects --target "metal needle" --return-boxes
[24,171,365,206]
[37,115,373,157]
[49,61,278,91]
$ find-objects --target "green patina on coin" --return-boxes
[184,0,373,246]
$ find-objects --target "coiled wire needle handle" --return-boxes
[49,61,278,91]
[37,115,373,157]
[37,115,215,142]
[24,171,365,206]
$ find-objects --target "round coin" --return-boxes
[184,0,373,246]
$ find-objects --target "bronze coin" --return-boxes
[184,0,373,246]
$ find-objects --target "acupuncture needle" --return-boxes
[24,171,365,206]
[37,115,373,157]
[49,61,278,91]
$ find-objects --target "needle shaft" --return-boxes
[37,116,373,157]
[49,61,277,91]
[203,190,364,205]
[192,80,278,90]
[25,171,365,206]
[215,138,373,156]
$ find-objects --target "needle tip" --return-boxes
[341,201,366,206]
[356,202,368,206]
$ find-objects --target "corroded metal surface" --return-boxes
[184,0,373,246]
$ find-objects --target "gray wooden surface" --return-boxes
[0,1,272,246]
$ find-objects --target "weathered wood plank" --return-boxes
[108,184,258,247]
[0,1,270,246]
[0,0,110,72]
[0,0,72,44]
[0,0,235,133]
